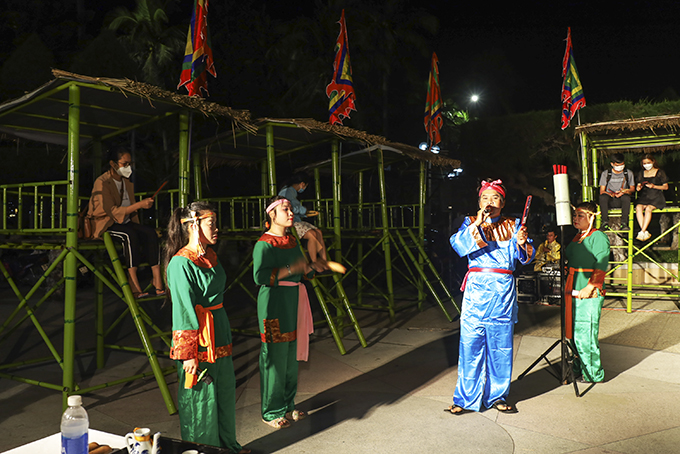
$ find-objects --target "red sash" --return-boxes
[460,267,513,292]
[185,302,223,389]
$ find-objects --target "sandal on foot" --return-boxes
[444,405,469,415]
[285,409,306,422]
[154,288,166,296]
[262,417,290,429]
[492,400,517,413]
[133,292,149,299]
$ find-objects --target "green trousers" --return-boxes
[572,295,605,382]
[176,357,242,452]
[259,340,298,421]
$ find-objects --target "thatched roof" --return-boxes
[52,69,255,132]
[575,114,680,134]
[0,70,257,147]
[575,114,680,154]
[261,118,461,168]
[190,117,460,174]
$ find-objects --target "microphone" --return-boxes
[484,205,492,214]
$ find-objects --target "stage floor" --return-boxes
[2,283,680,453]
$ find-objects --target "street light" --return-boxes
[470,94,479,103]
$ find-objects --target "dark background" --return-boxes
[2,0,679,139]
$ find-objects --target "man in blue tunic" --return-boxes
[447,179,534,414]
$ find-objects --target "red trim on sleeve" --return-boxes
[170,330,198,360]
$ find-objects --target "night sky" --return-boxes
[3,1,680,117]
[257,1,680,115]
[434,2,680,115]
[263,1,680,115]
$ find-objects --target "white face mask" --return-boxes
[116,166,132,179]
[613,164,625,172]
[643,163,653,171]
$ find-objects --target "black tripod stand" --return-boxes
[517,225,584,397]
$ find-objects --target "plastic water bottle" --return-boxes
[61,395,89,454]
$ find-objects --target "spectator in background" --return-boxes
[87,147,162,298]
[278,172,328,267]
[598,153,635,231]
[635,154,668,241]
[533,225,561,272]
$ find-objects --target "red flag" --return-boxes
[561,27,586,129]
[177,0,216,98]
[326,10,356,125]
[424,52,443,146]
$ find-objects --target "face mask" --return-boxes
[297,186,306,194]
[643,163,653,171]
[117,166,132,179]
[613,164,625,172]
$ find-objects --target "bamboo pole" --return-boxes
[178,111,190,207]
[62,84,80,408]
[266,124,277,196]
[193,149,203,199]
[418,161,426,309]
[357,171,364,306]
[102,232,177,414]
[580,138,589,202]
[314,168,322,226]
[377,148,395,320]
[590,146,598,203]
[331,140,342,263]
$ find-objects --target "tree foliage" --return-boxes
[107,0,184,89]
[0,33,54,100]
[458,100,680,209]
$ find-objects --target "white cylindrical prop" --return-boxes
[553,173,571,226]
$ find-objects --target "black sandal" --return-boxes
[492,400,517,413]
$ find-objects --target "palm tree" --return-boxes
[107,0,184,89]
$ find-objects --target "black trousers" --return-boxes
[598,193,631,225]
[107,222,160,268]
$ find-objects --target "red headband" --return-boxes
[479,179,505,198]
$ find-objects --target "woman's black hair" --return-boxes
[263,195,288,233]
[105,147,130,171]
[282,172,311,188]
[641,153,658,169]
[163,201,215,275]
[575,200,598,216]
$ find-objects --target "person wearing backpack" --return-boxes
[598,153,635,231]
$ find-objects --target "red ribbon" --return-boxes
[460,267,513,292]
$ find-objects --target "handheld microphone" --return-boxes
[484,205,492,214]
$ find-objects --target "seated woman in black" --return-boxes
[635,154,668,241]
